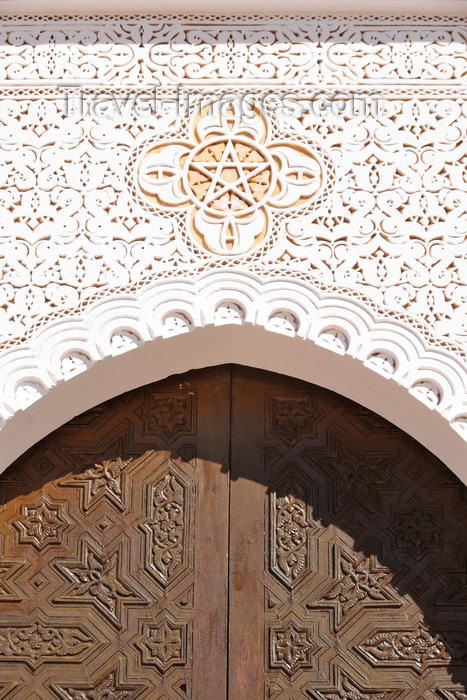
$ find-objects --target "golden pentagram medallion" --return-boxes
[137,101,326,257]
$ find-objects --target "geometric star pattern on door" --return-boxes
[0,366,466,699]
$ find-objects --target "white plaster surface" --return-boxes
[0,13,466,478]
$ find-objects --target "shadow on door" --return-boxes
[0,365,465,699]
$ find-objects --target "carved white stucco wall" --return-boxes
[0,14,466,478]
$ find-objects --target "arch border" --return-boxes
[0,271,466,482]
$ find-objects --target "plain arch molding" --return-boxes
[1,324,466,485]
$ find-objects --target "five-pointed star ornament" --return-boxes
[137,101,325,257]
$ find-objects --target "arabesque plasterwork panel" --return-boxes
[0,14,467,465]
[1,17,466,85]
[1,83,467,347]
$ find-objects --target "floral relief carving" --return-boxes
[307,548,400,630]
[270,475,313,588]
[55,540,146,626]
[389,496,444,558]
[314,673,396,700]
[325,553,391,611]
[60,457,132,512]
[270,621,315,674]
[274,494,309,585]
[137,393,195,440]
[358,624,458,673]
[138,618,187,672]
[57,667,145,700]
[142,471,189,586]
[268,395,320,442]
[14,497,71,549]
[0,620,93,668]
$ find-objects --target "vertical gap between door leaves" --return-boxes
[226,363,233,700]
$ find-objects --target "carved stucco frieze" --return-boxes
[0,18,466,86]
[1,83,467,348]
[0,14,466,469]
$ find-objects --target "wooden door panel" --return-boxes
[1,365,466,700]
[0,366,231,700]
[229,365,467,700]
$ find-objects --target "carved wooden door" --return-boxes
[0,365,466,700]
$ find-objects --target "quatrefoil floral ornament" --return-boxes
[137,102,326,257]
